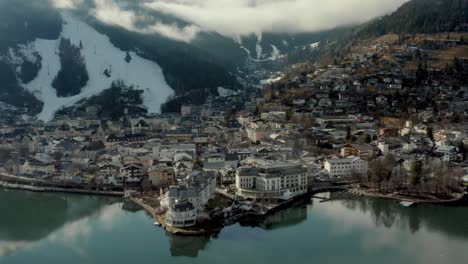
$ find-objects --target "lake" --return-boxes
[1,189,467,264]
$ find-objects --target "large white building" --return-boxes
[324,156,368,178]
[236,162,308,200]
[163,171,217,227]
[165,200,197,227]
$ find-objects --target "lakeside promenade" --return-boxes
[0,172,124,196]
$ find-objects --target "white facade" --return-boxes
[324,156,368,178]
[377,142,389,155]
[21,160,54,176]
[163,172,216,227]
[403,142,417,153]
[165,201,197,227]
[236,163,308,200]
[245,121,281,142]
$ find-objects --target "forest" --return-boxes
[52,38,89,97]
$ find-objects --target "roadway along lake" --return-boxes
[1,189,467,264]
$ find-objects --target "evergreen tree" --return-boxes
[125,51,132,63]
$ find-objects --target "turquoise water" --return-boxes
[1,190,467,264]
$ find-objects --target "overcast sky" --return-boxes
[51,0,409,42]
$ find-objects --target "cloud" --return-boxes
[144,0,409,37]
[49,0,83,9]
[51,0,199,42]
[50,0,409,42]
[92,0,200,42]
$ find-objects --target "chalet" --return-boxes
[341,144,375,160]
[120,164,145,184]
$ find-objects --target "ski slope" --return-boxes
[24,12,174,121]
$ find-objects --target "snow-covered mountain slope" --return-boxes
[23,12,174,121]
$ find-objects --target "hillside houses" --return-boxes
[0,33,466,208]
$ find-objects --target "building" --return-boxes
[435,145,460,162]
[377,141,402,156]
[163,130,193,142]
[202,153,231,172]
[165,171,216,210]
[165,199,197,227]
[21,158,55,176]
[97,163,123,185]
[235,162,308,200]
[163,171,216,227]
[180,105,193,117]
[341,144,374,159]
[122,155,153,169]
[79,140,105,160]
[219,165,236,184]
[324,156,368,178]
[173,153,194,179]
[105,134,147,146]
[120,164,145,184]
[245,121,281,143]
[148,163,175,187]
[379,128,399,138]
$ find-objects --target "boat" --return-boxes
[400,201,415,207]
[153,220,161,226]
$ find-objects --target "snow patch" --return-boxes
[217,87,238,97]
[2,43,40,69]
[240,46,251,57]
[17,43,40,64]
[23,12,174,121]
[250,45,283,62]
[255,33,263,60]
[260,76,282,85]
[269,45,281,60]
[310,42,320,49]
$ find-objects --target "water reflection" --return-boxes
[335,194,468,238]
[152,192,468,259]
[0,190,119,256]
[167,234,210,257]
[239,205,308,230]
[1,189,468,263]
[311,193,468,264]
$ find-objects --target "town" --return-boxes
[1,33,468,233]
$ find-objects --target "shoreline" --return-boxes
[130,186,467,236]
[130,190,333,236]
[2,179,465,236]
[0,181,124,197]
[348,188,466,204]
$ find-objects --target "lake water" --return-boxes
[1,189,467,264]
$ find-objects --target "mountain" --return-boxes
[359,0,468,37]
[0,0,60,115]
[0,0,233,120]
[0,0,374,121]
[298,0,468,67]
[264,0,468,99]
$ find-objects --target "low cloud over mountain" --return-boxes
[50,0,408,42]
[145,0,409,37]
